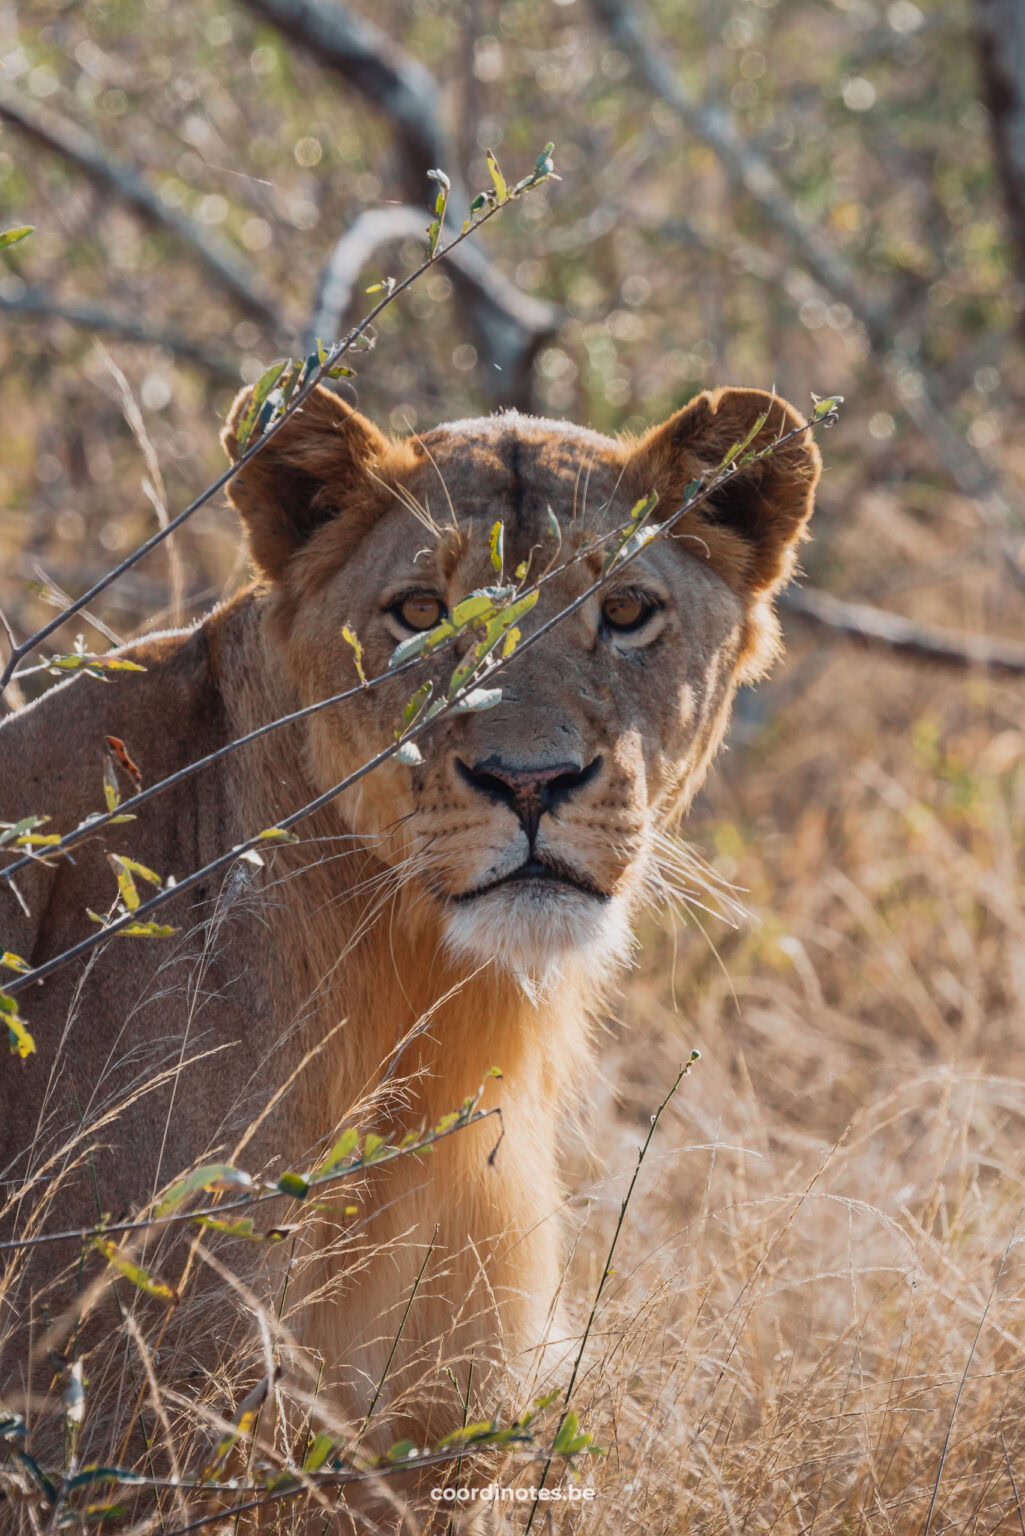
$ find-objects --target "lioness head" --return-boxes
[223,385,819,983]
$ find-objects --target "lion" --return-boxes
[0,383,819,1503]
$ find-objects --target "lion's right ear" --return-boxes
[221,384,389,580]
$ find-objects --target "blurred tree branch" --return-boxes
[238,0,561,406]
[0,86,284,336]
[309,205,559,359]
[590,0,1019,531]
[975,0,1025,296]
[782,586,1025,676]
[0,290,239,381]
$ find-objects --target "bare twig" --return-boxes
[0,289,240,380]
[524,1055,699,1530]
[781,585,1025,676]
[0,86,283,334]
[238,0,561,402]
[309,203,558,360]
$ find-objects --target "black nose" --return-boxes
[456,755,603,844]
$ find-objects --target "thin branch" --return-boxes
[524,1055,698,1530]
[0,289,240,380]
[238,0,561,403]
[780,585,1025,676]
[308,204,557,356]
[0,86,283,334]
[975,0,1025,300]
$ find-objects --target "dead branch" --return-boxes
[590,0,1018,530]
[0,289,240,381]
[0,87,283,336]
[975,0,1025,296]
[781,585,1025,676]
[238,0,561,405]
[309,204,558,358]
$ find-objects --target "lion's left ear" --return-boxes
[628,387,821,595]
[221,383,389,580]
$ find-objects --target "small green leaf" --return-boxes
[1,951,29,974]
[469,191,489,215]
[158,1163,253,1216]
[427,218,441,257]
[399,681,433,733]
[277,1171,309,1200]
[489,519,504,574]
[1,989,35,1059]
[93,1238,178,1303]
[303,1431,336,1472]
[320,1126,359,1172]
[0,815,48,847]
[387,1439,417,1462]
[0,226,34,252]
[258,827,299,844]
[342,624,367,685]
[546,505,562,546]
[363,1132,386,1161]
[486,149,507,203]
[236,361,288,450]
[103,758,121,812]
[810,391,844,421]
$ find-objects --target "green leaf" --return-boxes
[319,1126,358,1173]
[552,1409,593,1457]
[0,225,33,252]
[546,505,562,546]
[93,1238,178,1303]
[489,519,504,574]
[810,391,844,421]
[1,951,29,974]
[451,589,509,628]
[363,1132,386,1160]
[258,826,299,843]
[157,1162,253,1216]
[103,757,121,812]
[501,625,521,658]
[342,624,367,685]
[399,681,433,733]
[86,912,177,939]
[486,149,507,203]
[277,1171,309,1199]
[0,814,48,847]
[236,361,288,450]
[1,989,35,1059]
[386,1439,417,1462]
[303,1431,336,1472]
[108,855,161,913]
[427,218,441,258]
[468,191,489,215]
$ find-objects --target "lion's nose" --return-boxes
[456,755,603,844]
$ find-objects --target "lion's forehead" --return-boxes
[407,411,628,526]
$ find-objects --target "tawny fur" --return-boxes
[0,385,819,1466]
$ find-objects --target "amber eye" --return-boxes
[394,593,445,631]
[601,592,657,633]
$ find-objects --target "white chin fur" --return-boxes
[443,883,634,1001]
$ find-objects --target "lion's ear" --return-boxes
[221,384,389,580]
[629,387,821,595]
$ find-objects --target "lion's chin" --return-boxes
[442,882,634,1002]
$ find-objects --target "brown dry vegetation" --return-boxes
[3,0,1025,1529]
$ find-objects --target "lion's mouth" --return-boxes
[455,857,608,904]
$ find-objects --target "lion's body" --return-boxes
[0,387,819,1467]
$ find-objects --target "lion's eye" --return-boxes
[394,593,446,631]
[601,592,658,633]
